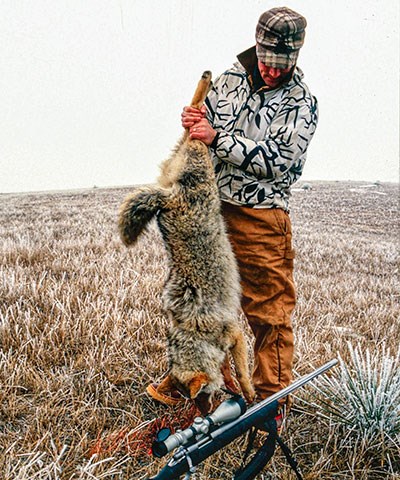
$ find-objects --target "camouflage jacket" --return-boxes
[205,48,318,211]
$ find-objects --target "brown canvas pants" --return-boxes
[221,201,295,402]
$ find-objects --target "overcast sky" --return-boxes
[1,0,399,193]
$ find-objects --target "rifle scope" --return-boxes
[152,395,246,458]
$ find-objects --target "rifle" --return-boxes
[148,359,337,480]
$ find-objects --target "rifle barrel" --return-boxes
[244,359,337,417]
[209,359,338,439]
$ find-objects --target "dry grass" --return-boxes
[0,181,399,479]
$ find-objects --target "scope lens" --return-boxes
[152,440,168,458]
[156,428,171,442]
[152,428,171,458]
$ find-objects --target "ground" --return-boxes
[0,181,399,479]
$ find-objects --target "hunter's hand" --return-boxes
[181,105,206,128]
[189,118,217,146]
[181,105,216,146]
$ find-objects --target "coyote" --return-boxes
[118,71,255,413]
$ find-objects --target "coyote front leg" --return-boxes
[230,331,255,403]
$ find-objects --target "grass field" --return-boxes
[0,181,399,479]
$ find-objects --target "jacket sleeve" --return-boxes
[206,78,319,181]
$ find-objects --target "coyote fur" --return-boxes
[118,71,255,412]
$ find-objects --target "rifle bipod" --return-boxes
[234,417,303,480]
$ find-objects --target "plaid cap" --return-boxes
[255,7,307,69]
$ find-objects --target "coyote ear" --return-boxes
[118,187,166,246]
[188,372,209,399]
[156,375,175,394]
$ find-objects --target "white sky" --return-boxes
[1,0,399,193]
